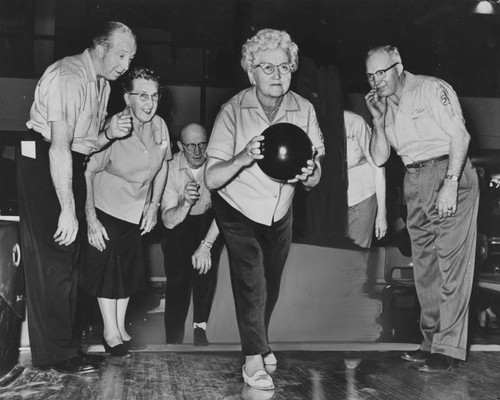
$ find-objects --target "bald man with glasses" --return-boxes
[365,45,479,372]
[160,123,222,346]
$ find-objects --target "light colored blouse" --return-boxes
[345,110,381,207]
[87,115,172,224]
[206,86,325,226]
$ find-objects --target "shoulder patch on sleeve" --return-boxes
[439,89,450,106]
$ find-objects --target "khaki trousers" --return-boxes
[404,157,479,360]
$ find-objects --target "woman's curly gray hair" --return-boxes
[121,67,161,94]
[241,29,299,72]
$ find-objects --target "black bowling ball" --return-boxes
[257,122,313,182]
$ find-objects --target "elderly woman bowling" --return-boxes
[205,29,325,390]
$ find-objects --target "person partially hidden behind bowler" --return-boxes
[365,45,479,372]
[17,21,136,374]
[161,123,223,346]
[80,67,171,356]
[344,109,387,248]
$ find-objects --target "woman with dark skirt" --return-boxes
[80,67,171,356]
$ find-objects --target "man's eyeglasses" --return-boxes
[253,62,294,75]
[182,142,208,152]
[129,92,161,102]
[366,62,400,82]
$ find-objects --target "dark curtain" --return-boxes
[292,57,350,248]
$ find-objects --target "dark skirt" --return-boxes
[79,209,146,299]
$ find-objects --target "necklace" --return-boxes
[260,97,283,123]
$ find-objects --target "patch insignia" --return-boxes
[439,90,450,106]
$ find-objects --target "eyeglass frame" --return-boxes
[366,62,400,82]
[252,62,294,75]
[128,92,162,102]
[181,142,208,152]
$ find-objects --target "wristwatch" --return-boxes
[201,239,213,249]
[445,174,459,182]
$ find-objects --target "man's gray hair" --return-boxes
[365,45,402,64]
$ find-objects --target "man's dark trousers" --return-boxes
[16,135,87,366]
[161,211,222,343]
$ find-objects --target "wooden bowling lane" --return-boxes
[1,350,500,399]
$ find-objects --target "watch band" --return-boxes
[201,239,213,249]
[445,174,459,182]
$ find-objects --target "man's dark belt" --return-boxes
[405,154,449,169]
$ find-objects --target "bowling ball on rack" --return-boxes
[256,122,313,182]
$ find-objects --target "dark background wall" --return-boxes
[2,0,500,96]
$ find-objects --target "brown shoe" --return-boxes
[401,349,430,363]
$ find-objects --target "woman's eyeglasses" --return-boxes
[252,62,294,75]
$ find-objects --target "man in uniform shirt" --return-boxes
[365,45,479,372]
[161,123,222,346]
[17,21,137,373]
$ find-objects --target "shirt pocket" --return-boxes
[411,108,430,130]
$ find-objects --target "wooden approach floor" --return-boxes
[1,344,500,400]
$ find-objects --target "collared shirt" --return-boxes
[87,115,172,224]
[385,71,466,165]
[206,86,325,226]
[26,49,110,155]
[161,151,212,215]
[345,110,381,207]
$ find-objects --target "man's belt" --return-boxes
[405,154,449,169]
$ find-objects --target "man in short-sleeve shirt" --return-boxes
[160,123,222,346]
[17,22,136,374]
[365,45,479,372]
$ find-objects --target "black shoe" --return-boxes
[102,338,131,357]
[123,337,147,351]
[401,349,431,363]
[418,353,458,373]
[41,356,99,374]
[78,349,106,364]
[166,335,183,344]
[194,327,209,347]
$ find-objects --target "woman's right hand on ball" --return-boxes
[236,135,264,167]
